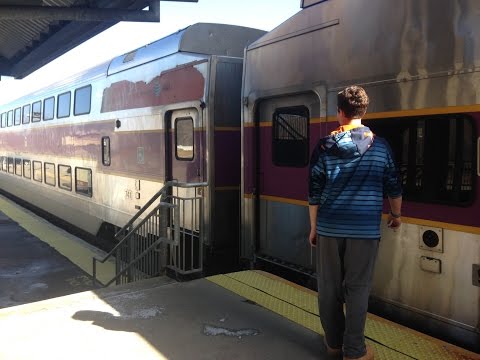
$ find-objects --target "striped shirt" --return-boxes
[308,125,402,239]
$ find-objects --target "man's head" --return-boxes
[337,86,369,120]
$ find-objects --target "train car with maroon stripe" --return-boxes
[0,23,265,274]
[240,0,479,351]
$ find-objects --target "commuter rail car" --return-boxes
[241,0,480,351]
[0,23,265,273]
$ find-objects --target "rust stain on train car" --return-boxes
[101,65,205,113]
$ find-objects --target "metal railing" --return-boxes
[92,181,207,287]
[165,191,203,276]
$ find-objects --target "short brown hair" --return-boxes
[337,85,369,119]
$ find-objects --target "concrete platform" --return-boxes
[0,194,116,310]
[0,276,323,360]
[1,271,478,360]
[0,209,95,308]
[0,195,323,359]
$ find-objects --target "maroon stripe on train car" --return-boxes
[389,200,480,227]
[0,121,114,159]
[0,122,209,182]
[245,125,316,200]
[243,123,330,195]
[101,64,206,113]
[214,130,241,187]
[245,121,480,228]
[113,130,164,178]
[257,124,309,200]
[111,128,204,182]
[243,126,256,194]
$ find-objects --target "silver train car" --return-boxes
[241,0,479,351]
[0,23,265,273]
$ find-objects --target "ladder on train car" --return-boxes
[92,181,207,287]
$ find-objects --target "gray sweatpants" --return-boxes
[316,236,379,358]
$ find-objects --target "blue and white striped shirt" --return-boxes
[308,126,402,239]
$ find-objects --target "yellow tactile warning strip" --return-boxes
[207,270,480,360]
[0,195,115,286]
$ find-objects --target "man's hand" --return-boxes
[387,214,402,229]
[309,229,317,247]
[387,197,402,230]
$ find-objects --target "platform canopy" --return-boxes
[0,0,197,79]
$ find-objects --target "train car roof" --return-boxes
[242,0,480,115]
[1,23,265,109]
[245,8,310,53]
[107,23,266,76]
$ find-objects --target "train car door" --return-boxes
[165,108,205,272]
[253,92,322,271]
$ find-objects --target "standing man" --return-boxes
[308,86,402,360]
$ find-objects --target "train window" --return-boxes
[33,161,42,182]
[14,108,21,126]
[22,104,31,124]
[272,106,310,167]
[75,167,92,197]
[32,101,41,122]
[364,114,476,206]
[58,165,72,191]
[2,157,6,172]
[57,91,71,119]
[7,110,13,127]
[1,113,5,128]
[102,136,111,166]
[44,162,56,186]
[15,158,22,176]
[175,117,194,160]
[7,157,14,173]
[23,160,31,179]
[74,85,92,116]
[43,97,55,121]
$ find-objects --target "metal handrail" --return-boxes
[96,235,171,288]
[92,180,207,286]
[92,201,176,286]
[114,180,207,240]
[94,181,205,266]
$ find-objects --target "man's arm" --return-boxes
[382,139,403,229]
[308,143,325,246]
[308,205,318,246]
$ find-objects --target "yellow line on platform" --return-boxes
[0,195,115,286]
[207,270,480,360]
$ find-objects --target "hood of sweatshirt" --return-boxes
[321,125,374,158]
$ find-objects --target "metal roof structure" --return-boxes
[0,0,197,79]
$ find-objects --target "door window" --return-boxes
[175,117,194,160]
[272,106,310,167]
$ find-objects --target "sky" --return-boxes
[0,0,300,104]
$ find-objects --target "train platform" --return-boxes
[0,194,117,308]
[0,270,478,360]
[0,195,479,360]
